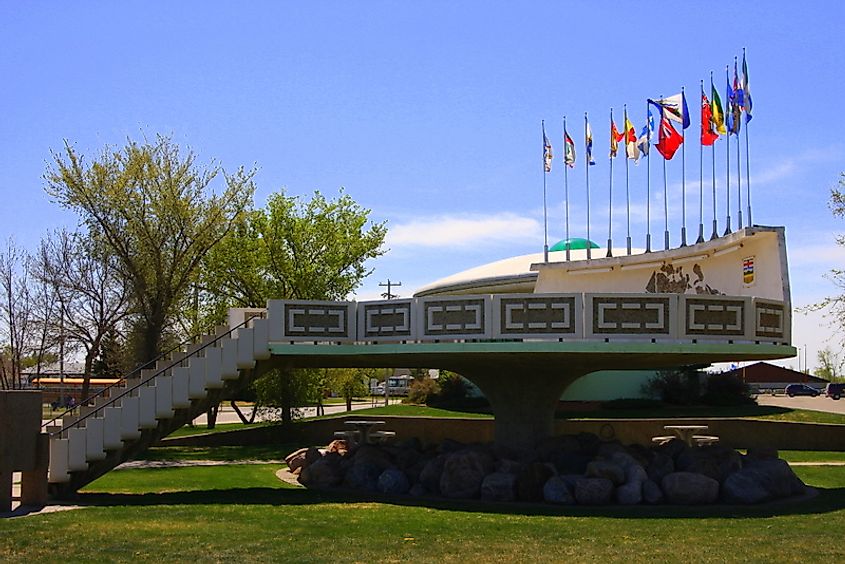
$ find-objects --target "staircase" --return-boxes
[45,311,271,497]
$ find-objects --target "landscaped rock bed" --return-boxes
[285,434,808,506]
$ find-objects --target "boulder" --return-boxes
[642,479,664,504]
[543,476,575,505]
[481,472,518,502]
[517,462,555,502]
[646,453,675,483]
[377,467,411,495]
[285,447,309,472]
[396,437,423,452]
[495,459,523,475]
[552,452,592,476]
[585,460,626,485]
[656,438,689,461]
[574,478,614,505]
[661,472,719,505]
[325,439,348,455]
[419,455,446,495]
[737,458,806,499]
[615,480,643,505]
[343,462,382,491]
[305,446,323,466]
[625,464,648,484]
[677,445,742,483]
[610,450,644,473]
[721,470,771,504]
[439,450,495,499]
[298,456,343,488]
[350,444,393,470]
[408,483,427,497]
[437,438,466,454]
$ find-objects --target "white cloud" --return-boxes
[387,213,542,249]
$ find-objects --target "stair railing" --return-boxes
[45,312,264,437]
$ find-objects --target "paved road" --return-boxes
[191,398,401,426]
[756,394,845,415]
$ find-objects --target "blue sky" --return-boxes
[1,2,843,371]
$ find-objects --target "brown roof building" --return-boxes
[722,362,829,387]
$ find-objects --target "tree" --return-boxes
[200,189,387,422]
[0,239,33,389]
[201,189,387,309]
[817,174,845,337]
[35,230,131,401]
[45,135,256,366]
[814,347,843,382]
[329,368,370,412]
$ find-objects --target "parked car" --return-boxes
[785,383,821,397]
[825,383,845,400]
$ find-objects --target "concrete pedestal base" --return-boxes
[0,471,11,513]
[460,366,588,453]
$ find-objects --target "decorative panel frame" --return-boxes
[357,299,416,342]
[491,293,582,340]
[752,298,790,344]
[416,295,493,340]
[266,300,356,342]
[585,293,677,340]
[679,295,752,341]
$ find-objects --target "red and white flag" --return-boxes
[656,116,683,160]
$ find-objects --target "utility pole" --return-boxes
[379,279,402,300]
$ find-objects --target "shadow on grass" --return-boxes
[76,484,845,520]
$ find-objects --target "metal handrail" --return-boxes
[46,313,262,437]
[41,324,220,430]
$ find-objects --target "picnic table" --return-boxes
[653,424,719,447]
[337,420,385,445]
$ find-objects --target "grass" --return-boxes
[778,450,845,463]
[2,461,845,562]
[136,444,298,462]
[556,404,845,425]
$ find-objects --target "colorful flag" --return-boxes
[711,80,727,135]
[543,123,553,172]
[701,92,719,146]
[585,119,595,165]
[610,118,624,158]
[742,52,753,123]
[564,130,576,168]
[636,109,654,157]
[649,93,690,129]
[726,69,741,136]
[656,116,683,160]
[624,114,639,161]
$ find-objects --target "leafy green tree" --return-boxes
[201,189,386,421]
[201,189,386,310]
[45,135,256,366]
[329,368,370,411]
[252,368,323,424]
[813,347,843,382]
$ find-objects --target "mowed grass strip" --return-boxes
[2,463,845,562]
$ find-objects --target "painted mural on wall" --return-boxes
[645,263,722,295]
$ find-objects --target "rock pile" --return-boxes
[284,434,807,506]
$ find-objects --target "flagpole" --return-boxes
[585,112,592,260]
[542,120,549,262]
[697,80,705,244]
[710,72,719,240]
[744,48,752,228]
[663,149,669,251]
[724,66,732,236]
[680,86,687,247]
[564,116,571,262]
[646,101,651,253]
[607,108,614,258]
[735,57,743,231]
[624,104,631,255]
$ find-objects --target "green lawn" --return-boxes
[137,444,297,462]
[2,461,845,562]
